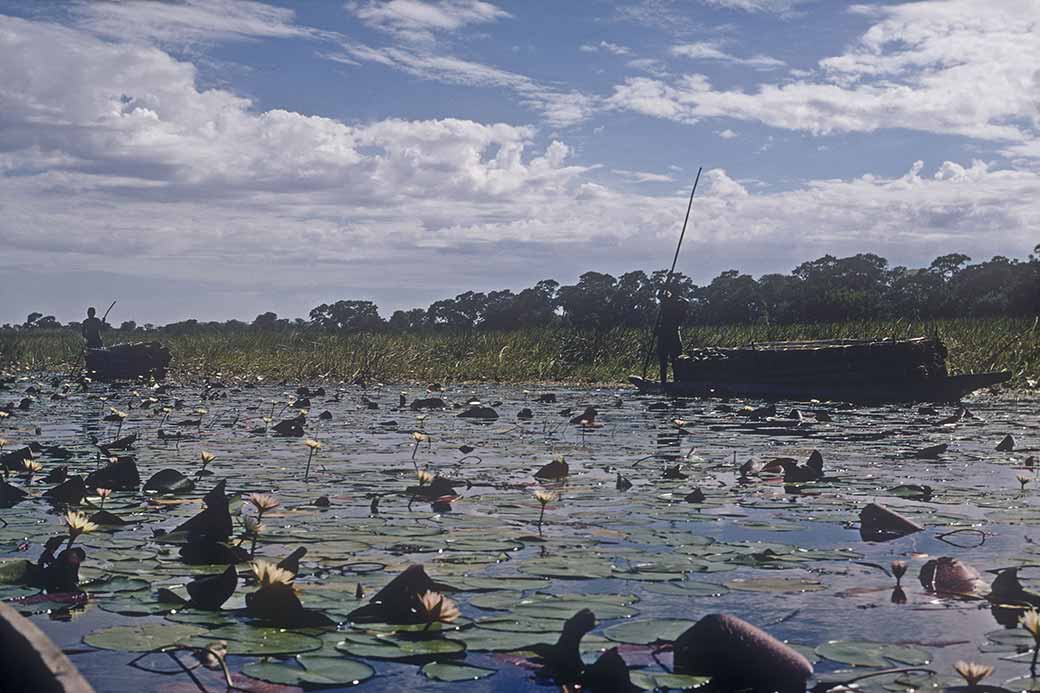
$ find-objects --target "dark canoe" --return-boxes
[628,372,1010,404]
[630,336,1011,404]
[84,342,171,381]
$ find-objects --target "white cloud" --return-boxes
[0,11,1035,324]
[700,0,812,12]
[347,0,509,41]
[326,43,597,127]
[610,1,1040,149]
[73,0,313,45]
[580,41,632,56]
[717,129,738,139]
[612,169,675,183]
[671,42,785,69]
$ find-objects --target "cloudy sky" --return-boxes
[1,0,1037,325]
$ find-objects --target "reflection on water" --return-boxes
[0,374,1038,691]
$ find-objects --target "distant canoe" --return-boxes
[85,342,171,381]
[631,337,1010,404]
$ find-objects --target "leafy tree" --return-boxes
[309,300,384,331]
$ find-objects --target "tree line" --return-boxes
[10,248,1039,334]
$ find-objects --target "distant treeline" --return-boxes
[9,249,1039,334]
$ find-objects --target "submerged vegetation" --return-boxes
[1,317,1037,388]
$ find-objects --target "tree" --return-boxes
[309,300,384,331]
[388,308,428,331]
[120,320,137,331]
[24,312,43,328]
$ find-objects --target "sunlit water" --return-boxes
[1,375,1038,691]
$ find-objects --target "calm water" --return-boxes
[1,375,1038,692]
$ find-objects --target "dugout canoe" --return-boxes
[629,337,1011,403]
[84,342,171,381]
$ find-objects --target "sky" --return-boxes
[0,0,1037,325]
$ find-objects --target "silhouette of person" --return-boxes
[656,289,688,385]
[81,307,104,349]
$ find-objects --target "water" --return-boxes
[1,375,1038,691]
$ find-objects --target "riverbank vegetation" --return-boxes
[2,318,1036,388]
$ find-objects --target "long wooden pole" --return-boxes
[640,167,703,379]
[101,300,117,324]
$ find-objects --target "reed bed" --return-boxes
[1,318,1036,388]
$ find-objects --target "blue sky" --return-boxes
[0,0,1037,324]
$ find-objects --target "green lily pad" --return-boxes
[336,634,466,660]
[631,671,711,690]
[815,640,932,668]
[84,623,205,652]
[242,654,374,687]
[420,662,497,682]
[602,619,697,645]
[192,625,326,656]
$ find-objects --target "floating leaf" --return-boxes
[815,640,931,668]
[603,619,697,645]
[420,662,496,682]
[242,654,374,687]
[84,623,205,652]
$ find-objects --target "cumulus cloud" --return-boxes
[0,11,1035,324]
[610,0,1040,149]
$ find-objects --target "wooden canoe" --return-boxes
[628,371,1011,403]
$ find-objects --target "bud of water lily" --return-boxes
[1022,608,1040,640]
[1017,473,1032,490]
[416,470,434,485]
[890,560,907,580]
[304,439,322,451]
[534,489,558,506]
[200,451,216,465]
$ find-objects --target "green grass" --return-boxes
[1,318,1036,387]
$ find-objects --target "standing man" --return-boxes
[656,289,689,385]
[81,307,104,349]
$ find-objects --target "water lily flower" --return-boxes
[96,487,111,509]
[241,515,264,535]
[22,459,43,474]
[109,407,128,420]
[0,438,7,450]
[534,489,558,536]
[200,451,216,465]
[953,660,992,686]
[416,470,434,486]
[304,439,322,450]
[417,590,460,625]
[251,560,295,589]
[65,510,98,545]
[1018,473,1032,491]
[1023,609,1040,675]
[247,493,280,515]
[891,560,907,582]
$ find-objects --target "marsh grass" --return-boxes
[1,318,1036,387]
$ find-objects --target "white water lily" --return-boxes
[953,660,992,686]
[251,560,295,588]
[417,591,460,624]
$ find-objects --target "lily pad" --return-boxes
[815,640,932,667]
[84,623,205,652]
[603,618,697,645]
[242,654,375,687]
[420,662,497,682]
